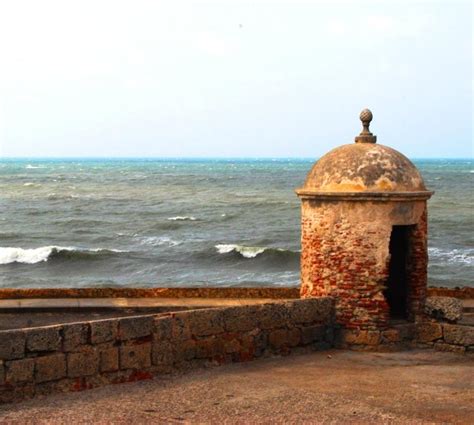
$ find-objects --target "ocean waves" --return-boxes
[428,247,473,265]
[215,244,300,261]
[0,246,125,265]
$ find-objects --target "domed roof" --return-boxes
[302,143,426,192]
[296,109,432,199]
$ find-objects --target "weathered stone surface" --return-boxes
[0,361,4,385]
[171,339,196,362]
[223,338,241,354]
[26,327,61,352]
[90,320,118,344]
[223,305,259,333]
[35,353,66,383]
[99,347,119,372]
[392,323,416,340]
[5,358,35,384]
[301,325,326,344]
[434,342,466,354]
[0,330,25,360]
[425,297,463,323]
[416,322,443,343]
[187,309,225,337]
[337,329,381,346]
[62,323,89,352]
[120,344,151,369]
[67,349,99,377]
[443,324,474,346]
[0,383,35,403]
[195,336,224,359]
[152,341,173,366]
[153,317,172,341]
[269,329,290,349]
[259,303,288,330]
[119,316,153,341]
[287,298,333,324]
[170,315,191,341]
[287,328,301,347]
[382,329,401,343]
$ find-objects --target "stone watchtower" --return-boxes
[296,109,433,334]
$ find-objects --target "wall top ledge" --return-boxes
[295,190,434,201]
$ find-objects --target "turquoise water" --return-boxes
[0,158,472,288]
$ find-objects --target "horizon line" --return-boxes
[0,156,472,161]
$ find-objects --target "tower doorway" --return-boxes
[384,225,412,319]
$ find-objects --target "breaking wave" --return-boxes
[0,246,125,265]
[215,244,300,260]
[138,236,181,247]
[428,247,473,265]
[167,216,197,221]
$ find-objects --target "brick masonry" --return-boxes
[300,200,428,330]
[0,298,335,403]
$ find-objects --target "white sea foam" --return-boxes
[23,182,41,187]
[167,216,197,221]
[215,244,267,258]
[139,236,181,247]
[0,246,125,265]
[428,247,473,265]
[25,165,44,169]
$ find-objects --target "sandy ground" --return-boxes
[0,349,472,424]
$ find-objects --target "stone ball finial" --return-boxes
[360,108,373,125]
[355,108,377,143]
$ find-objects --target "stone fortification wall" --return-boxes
[0,298,334,403]
[416,322,474,354]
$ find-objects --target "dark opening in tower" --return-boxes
[384,225,413,320]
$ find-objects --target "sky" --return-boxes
[0,0,472,158]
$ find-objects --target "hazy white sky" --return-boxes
[0,0,471,158]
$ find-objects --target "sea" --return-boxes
[0,158,472,289]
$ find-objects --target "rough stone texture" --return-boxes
[187,309,225,337]
[286,298,333,324]
[120,344,152,370]
[259,303,288,330]
[223,305,260,332]
[416,322,443,343]
[5,358,35,384]
[336,329,381,347]
[301,325,326,345]
[67,349,100,377]
[381,329,401,343]
[425,297,463,323]
[119,316,153,341]
[433,342,466,354]
[153,317,172,341]
[26,327,61,352]
[299,199,428,331]
[90,320,117,344]
[443,324,474,346]
[35,354,66,383]
[151,341,173,367]
[0,331,25,360]
[62,323,89,352]
[99,348,119,373]
[0,361,4,385]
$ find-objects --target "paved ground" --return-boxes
[0,349,472,424]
